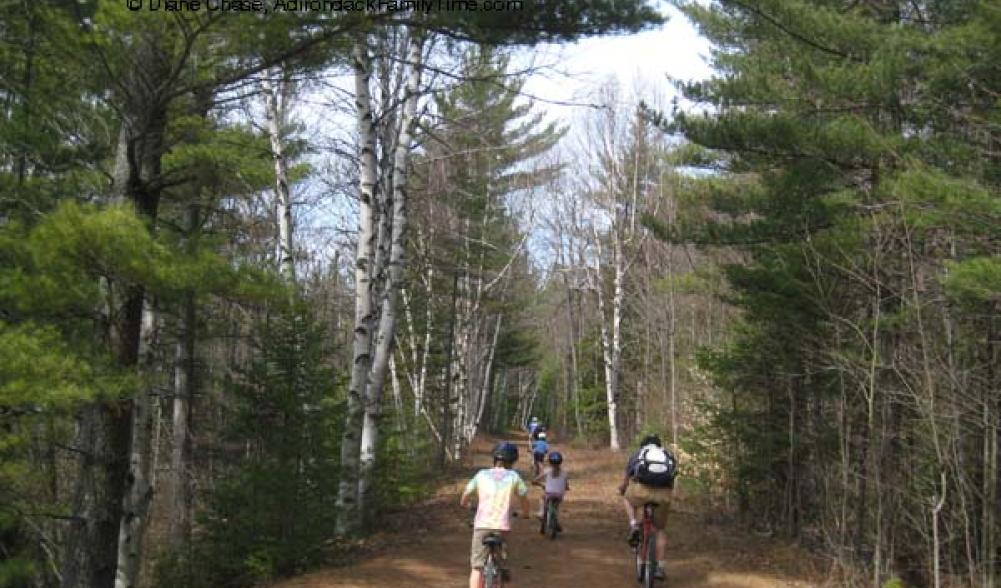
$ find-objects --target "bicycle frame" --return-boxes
[542,496,560,539]
[481,539,505,588]
[634,503,658,587]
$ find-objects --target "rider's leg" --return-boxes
[537,495,545,518]
[468,569,481,588]
[655,528,667,562]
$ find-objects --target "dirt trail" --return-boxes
[275,438,824,588]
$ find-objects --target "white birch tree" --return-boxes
[336,33,380,535]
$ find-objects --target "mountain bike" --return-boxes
[540,494,561,539]
[480,532,507,588]
[632,502,660,587]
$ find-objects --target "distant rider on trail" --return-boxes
[530,431,549,477]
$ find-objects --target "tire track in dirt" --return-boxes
[274,437,823,588]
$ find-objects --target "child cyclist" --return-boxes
[530,431,549,477]
[460,442,530,588]
[533,451,569,531]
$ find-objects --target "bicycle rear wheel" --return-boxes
[634,538,645,583]
[547,501,558,540]
[643,531,657,588]
[482,559,498,588]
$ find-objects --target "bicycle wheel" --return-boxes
[547,501,558,540]
[482,558,497,588]
[634,535,645,583]
[643,531,657,588]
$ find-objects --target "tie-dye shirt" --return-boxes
[465,467,528,531]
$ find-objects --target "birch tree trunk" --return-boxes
[469,314,502,443]
[336,33,379,536]
[261,66,295,280]
[357,28,424,521]
[593,231,622,451]
[114,299,158,588]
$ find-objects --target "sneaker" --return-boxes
[654,564,666,580]
[627,524,640,546]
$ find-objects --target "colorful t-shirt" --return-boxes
[465,467,528,531]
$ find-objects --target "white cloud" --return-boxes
[516,2,713,120]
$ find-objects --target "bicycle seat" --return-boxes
[482,533,504,547]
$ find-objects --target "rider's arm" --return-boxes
[516,476,530,516]
[532,471,546,486]
[460,475,477,507]
[617,471,631,495]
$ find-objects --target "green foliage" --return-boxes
[664,0,1001,581]
[155,304,341,588]
[942,257,1001,303]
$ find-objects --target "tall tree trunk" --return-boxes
[114,299,158,588]
[168,203,199,549]
[261,66,295,281]
[358,28,424,520]
[470,315,502,443]
[440,271,459,467]
[593,230,622,451]
[336,33,379,536]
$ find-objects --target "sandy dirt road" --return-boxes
[274,438,824,588]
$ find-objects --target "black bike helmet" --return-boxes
[548,451,563,465]
[640,434,662,447]
[492,442,518,464]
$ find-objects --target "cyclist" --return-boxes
[530,431,549,477]
[533,451,569,530]
[460,441,530,588]
[618,434,676,581]
[526,416,540,449]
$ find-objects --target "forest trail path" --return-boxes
[274,436,824,588]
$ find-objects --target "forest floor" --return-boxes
[273,436,827,588]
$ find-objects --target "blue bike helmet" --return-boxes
[548,451,563,465]
[492,442,518,464]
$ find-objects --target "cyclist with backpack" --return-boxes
[533,451,569,528]
[460,442,530,588]
[618,434,676,581]
[530,431,549,477]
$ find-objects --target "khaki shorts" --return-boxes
[625,483,672,529]
[470,528,507,569]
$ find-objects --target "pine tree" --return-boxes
[660,0,1001,583]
